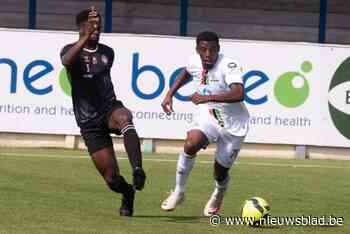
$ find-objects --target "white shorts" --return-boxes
[188,117,245,168]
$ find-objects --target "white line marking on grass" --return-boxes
[0,152,349,169]
[0,153,88,159]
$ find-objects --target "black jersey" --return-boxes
[60,43,118,128]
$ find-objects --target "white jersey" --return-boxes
[186,54,249,136]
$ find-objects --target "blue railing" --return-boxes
[28,0,36,29]
[104,0,112,33]
[27,0,328,42]
[318,0,328,43]
[180,0,188,36]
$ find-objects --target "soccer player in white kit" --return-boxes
[161,31,249,216]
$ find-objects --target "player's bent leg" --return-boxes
[204,136,241,217]
[176,129,208,193]
[161,130,208,211]
[161,150,192,211]
[91,147,135,216]
[108,107,146,191]
[203,160,232,216]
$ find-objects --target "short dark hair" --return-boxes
[76,9,101,27]
[196,31,219,45]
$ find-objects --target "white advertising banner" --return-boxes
[0,29,350,147]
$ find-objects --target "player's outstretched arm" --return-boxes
[61,7,99,66]
[190,83,244,105]
[161,69,190,114]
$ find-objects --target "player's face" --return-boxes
[89,19,101,42]
[80,19,101,42]
[196,41,220,70]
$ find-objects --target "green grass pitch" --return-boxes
[0,148,349,234]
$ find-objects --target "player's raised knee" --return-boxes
[183,140,200,155]
[111,108,133,128]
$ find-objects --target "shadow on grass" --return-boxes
[134,215,203,223]
[132,215,345,228]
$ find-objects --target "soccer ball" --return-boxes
[241,197,270,225]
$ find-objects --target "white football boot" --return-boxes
[203,188,226,217]
[161,190,185,211]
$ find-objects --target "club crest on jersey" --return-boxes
[228,62,237,69]
[101,55,108,65]
[227,62,241,73]
[92,56,98,65]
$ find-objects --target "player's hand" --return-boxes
[87,6,99,35]
[189,92,210,105]
[82,22,95,37]
[161,95,174,115]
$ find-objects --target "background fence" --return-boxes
[2,0,350,44]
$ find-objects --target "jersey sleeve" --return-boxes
[223,59,244,85]
[108,48,115,68]
[60,44,74,66]
[101,45,115,68]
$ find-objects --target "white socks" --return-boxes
[214,175,230,195]
[173,151,231,196]
[174,151,196,193]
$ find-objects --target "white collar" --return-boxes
[83,45,98,53]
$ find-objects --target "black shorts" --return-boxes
[80,100,124,155]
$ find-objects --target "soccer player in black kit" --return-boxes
[60,7,146,216]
